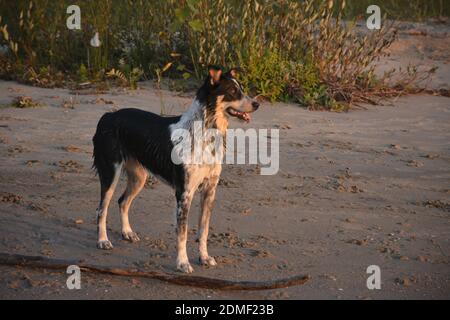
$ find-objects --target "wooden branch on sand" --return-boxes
[0,252,310,290]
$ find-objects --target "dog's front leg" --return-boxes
[198,177,219,267]
[175,190,194,273]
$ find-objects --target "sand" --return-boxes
[0,22,449,300]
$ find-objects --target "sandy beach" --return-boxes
[0,22,449,299]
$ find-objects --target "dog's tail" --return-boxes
[92,112,123,174]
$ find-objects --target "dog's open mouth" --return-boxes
[226,107,251,123]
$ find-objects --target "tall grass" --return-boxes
[343,0,448,21]
[0,0,441,109]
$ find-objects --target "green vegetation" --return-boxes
[0,0,442,110]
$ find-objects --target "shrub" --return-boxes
[237,44,288,103]
[0,0,439,109]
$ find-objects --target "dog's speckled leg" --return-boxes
[175,190,194,273]
[198,177,219,267]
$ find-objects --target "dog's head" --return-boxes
[201,66,259,125]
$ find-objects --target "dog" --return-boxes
[92,66,259,273]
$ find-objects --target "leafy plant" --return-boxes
[106,68,128,86]
[106,62,143,90]
[77,64,89,83]
[237,44,287,102]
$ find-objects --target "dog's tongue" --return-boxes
[237,112,251,123]
[228,108,251,123]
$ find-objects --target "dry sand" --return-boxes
[0,23,449,300]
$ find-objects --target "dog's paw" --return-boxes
[199,256,217,267]
[122,231,140,243]
[97,240,113,250]
[177,261,194,274]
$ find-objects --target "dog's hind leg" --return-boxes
[96,162,122,250]
[198,176,219,267]
[175,189,194,273]
[118,159,147,242]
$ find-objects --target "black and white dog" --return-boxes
[92,66,259,273]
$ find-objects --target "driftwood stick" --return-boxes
[0,252,310,290]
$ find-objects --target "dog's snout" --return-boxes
[252,101,260,110]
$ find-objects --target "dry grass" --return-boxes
[0,0,441,110]
[12,96,41,108]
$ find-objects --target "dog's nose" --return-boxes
[252,101,260,110]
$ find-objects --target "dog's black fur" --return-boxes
[93,110,183,191]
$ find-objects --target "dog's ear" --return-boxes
[208,65,222,85]
[226,67,242,78]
